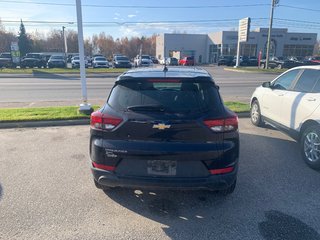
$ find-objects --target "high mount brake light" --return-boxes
[90,111,123,130]
[147,79,181,83]
[204,115,238,132]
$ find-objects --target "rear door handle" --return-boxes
[307,97,316,101]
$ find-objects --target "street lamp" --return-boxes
[62,26,68,68]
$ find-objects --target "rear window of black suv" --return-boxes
[108,79,223,114]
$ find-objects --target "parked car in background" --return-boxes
[0,52,14,68]
[20,53,47,68]
[231,56,249,66]
[113,55,131,68]
[217,55,233,66]
[140,57,153,67]
[42,54,52,65]
[67,54,78,63]
[247,57,258,66]
[92,56,109,68]
[71,56,88,68]
[90,67,239,194]
[47,55,65,68]
[179,56,195,66]
[308,56,320,64]
[159,58,166,65]
[166,57,178,66]
[259,57,303,69]
[151,56,159,64]
[88,54,104,66]
[134,55,153,67]
[303,56,320,66]
[250,66,320,170]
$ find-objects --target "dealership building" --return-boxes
[156,28,317,64]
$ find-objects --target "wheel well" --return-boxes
[299,120,319,140]
[250,97,258,107]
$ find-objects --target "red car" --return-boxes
[179,56,195,66]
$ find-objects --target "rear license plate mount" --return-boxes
[147,160,177,176]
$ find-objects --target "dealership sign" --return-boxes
[10,42,20,64]
[238,17,251,42]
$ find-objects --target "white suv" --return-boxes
[250,66,320,170]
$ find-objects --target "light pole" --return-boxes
[265,0,279,69]
[62,26,68,68]
[76,0,93,114]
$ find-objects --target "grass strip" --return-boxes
[0,102,250,122]
[225,101,250,113]
[0,106,100,122]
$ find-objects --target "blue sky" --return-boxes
[0,0,320,39]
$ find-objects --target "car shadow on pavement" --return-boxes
[102,132,320,239]
[259,210,320,240]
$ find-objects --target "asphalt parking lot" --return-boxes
[0,119,320,240]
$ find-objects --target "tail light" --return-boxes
[92,162,116,171]
[210,166,234,175]
[204,115,238,132]
[90,111,123,130]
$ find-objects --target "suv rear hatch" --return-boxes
[90,78,238,177]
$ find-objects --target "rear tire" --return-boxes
[300,125,320,170]
[250,100,264,127]
[220,180,236,195]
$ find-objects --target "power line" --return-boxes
[274,18,320,25]
[0,18,267,26]
[279,4,320,12]
[3,18,320,26]
[0,0,269,8]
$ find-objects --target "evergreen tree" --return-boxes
[18,20,32,56]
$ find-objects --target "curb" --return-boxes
[0,112,250,129]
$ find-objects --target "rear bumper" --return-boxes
[91,164,238,191]
[114,63,131,68]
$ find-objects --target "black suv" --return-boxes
[20,53,47,68]
[90,67,239,194]
[113,55,131,68]
[0,52,14,68]
[217,56,233,66]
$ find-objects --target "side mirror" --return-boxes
[262,81,271,88]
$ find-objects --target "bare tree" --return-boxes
[0,20,17,52]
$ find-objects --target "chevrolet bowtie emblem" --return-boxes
[153,123,171,130]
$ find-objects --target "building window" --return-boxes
[241,44,257,57]
[283,45,314,57]
[222,44,237,56]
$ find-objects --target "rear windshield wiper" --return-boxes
[127,105,165,112]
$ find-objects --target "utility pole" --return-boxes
[62,26,68,68]
[265,0,279,69]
